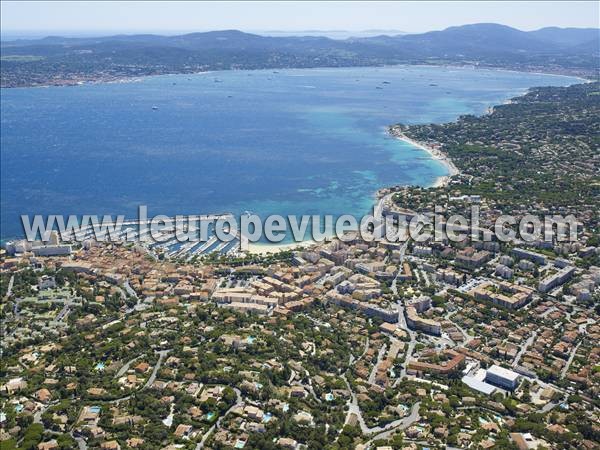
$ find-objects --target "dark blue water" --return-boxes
[0,66,579,239]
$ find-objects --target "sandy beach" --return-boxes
[246,239,317,255]
[392,133,460,187]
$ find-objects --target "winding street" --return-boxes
[108,349,171,405]
[342,375,420,436]
[5,275,15,298]
[561,341,581,379]
[389,241,417,386]
[144,349,170,389]
[349,336,370,366]
[393,298,416,385]
[368,343,388,385]
[512,331,537,368]
[115,354,144,378]
[364,402,421,447]
[196,388,242,449]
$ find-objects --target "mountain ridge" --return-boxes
[1,23,598,87]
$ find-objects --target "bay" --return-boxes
[0,65,579,239]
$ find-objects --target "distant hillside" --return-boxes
[529,27,599,47]
[1,23,598,87]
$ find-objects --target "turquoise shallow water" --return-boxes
[0,65,579,239]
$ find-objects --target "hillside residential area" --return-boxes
[1,1,600,449]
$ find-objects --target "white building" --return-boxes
[485,365,520,390]
[538,266,576,293]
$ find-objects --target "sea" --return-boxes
[0,65,580,241]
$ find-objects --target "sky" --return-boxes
[1,1,598,38]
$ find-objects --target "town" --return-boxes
[2,209,599,449]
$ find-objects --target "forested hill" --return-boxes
[1,24,599,87]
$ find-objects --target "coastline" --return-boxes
[1,63,590,90]
[244,129,459,256]
[246,239,317,255]
[2,67,577,255]
[391,132,460,188]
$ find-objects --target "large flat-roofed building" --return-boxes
[462,375,497,395]
[31,244,72,257]
[469,280,534,310]
[326,290,398,323]
[396,262,413,281]
[485,365,520,390]
[405,308,441,336]
[512,248,546,265]
[404,295,440,335]
[406,296,431,313]
[212,288,279,315]
[223,302,269,315]
[538,266,576,293]
[456,248,491,270]
[360,303,398,323]
[408,350,465,375]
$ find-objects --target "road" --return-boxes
[561,341,581,379]
[106,349,171,405]
[52,300,76,324]
[287,369,296,384]
[368,343,388,385]
[578,318,595,334]
[390,242,417,386]
[5,275,15,298]
[124,280,145,314]
[73,436,88,450]
[364,402,421,446]
[33,335,165,450]
[374,192,393,222]
[115,355,144,378]
[342,374,420,436]
[443,310,472,344]
[540,306,558,318]
[349,336,370,366]
[541,401,559,413]
[144,349,170,389]
[393,299,416,385]
[7,296,81,337]
[512,331,537,368]
[298,313,331,329]
[394,338,416,385]
[196,388,242,449]
[123,280,138,299]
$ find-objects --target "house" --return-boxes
[199,386,224,402]
[78,406,101,424]
[38,276,56,290]
[100,441,121,450]
[38,440,59,450]
[88,426,106,439]
[276,437,298,449]
[290,385,307,398]
[112,415,142,426]
[243,405,264,422]
[510,433,544,450]
[35,388,52,403]
[2,377,27,394]
[293,411,314,425]
[126,438,144,448]
[87,387,107,396]
[134,362,150,373]
[174,424,193,439]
